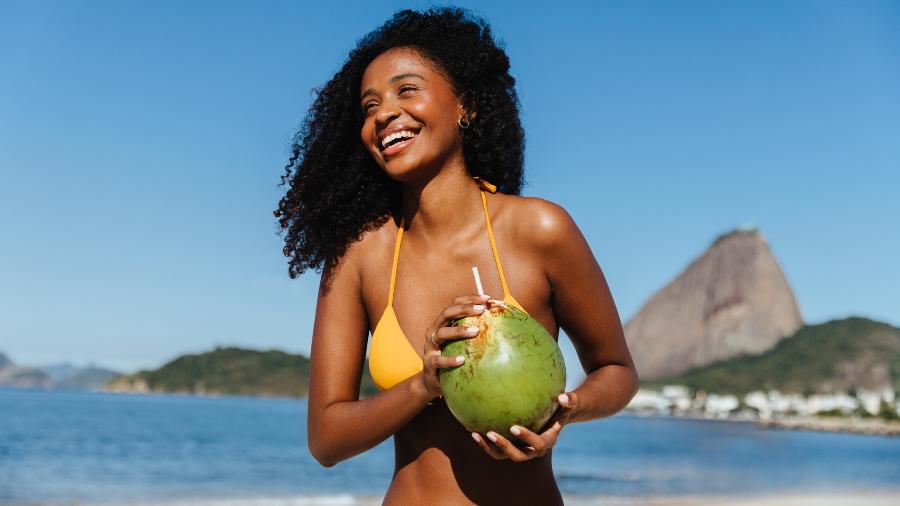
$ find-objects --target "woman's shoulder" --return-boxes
[329,216,398,278]
[497,193,580,253]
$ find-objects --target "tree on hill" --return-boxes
[105,346,380,398]
[653,317,900,395]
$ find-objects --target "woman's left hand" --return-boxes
[470,391,580,462]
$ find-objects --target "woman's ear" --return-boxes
[458,101,477,121]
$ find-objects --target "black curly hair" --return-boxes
[274,7,526,283]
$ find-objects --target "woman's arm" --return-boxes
[307,234,488,467]
[535,199,639,422]
[306,241,431,467]
[469,198,640,461]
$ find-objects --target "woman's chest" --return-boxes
[360,225,557,353]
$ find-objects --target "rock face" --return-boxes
[40,364,119,390]
[625,229,803,380]
[0,352,53,389]
[0,353,118,390]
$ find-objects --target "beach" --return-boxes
[37,491,900,506]
[621,491,900,506]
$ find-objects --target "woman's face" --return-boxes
[359,47,468,182]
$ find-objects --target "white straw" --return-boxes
[471,266,485,297]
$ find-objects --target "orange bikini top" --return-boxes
[368,177,529,391]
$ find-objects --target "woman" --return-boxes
[275,7,638,505]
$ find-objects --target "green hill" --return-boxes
[105,346,380,398]
[653,317,900,395]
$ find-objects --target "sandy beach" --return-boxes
[566,491,900,506]
[695,492,900,506]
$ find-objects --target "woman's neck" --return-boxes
[400,165,486,244]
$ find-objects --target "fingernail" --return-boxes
[472,304,485,311]
[471,432,481,443]
[455,355,465,364]
[510,425,521,436]
[486,432,498,442]
[466,326,479,334]
[558,393,569,405]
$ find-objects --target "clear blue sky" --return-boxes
[1,0,898,375]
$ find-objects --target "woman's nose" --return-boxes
[375,100,401,125]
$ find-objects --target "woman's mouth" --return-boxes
[380,130,419,157]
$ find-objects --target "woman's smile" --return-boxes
[382,132,417,156]
[377,124,422,157]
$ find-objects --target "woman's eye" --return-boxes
[399,86,416,94]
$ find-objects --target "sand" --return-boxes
[563,491,900,506]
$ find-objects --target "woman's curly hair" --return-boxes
[274,7,526,283]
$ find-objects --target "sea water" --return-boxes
[2,389,899,505]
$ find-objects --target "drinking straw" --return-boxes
[471,266,485,297]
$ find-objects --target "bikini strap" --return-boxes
[474,176,497,193]
[391,177,504,304]
[387,216,405,306]
[479,187,512,299]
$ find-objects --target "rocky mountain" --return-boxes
[105,346,380,398]
[653,317,900,395]
[40,363,119,390]
[40,363,79,383]
[0,352,118,390]
[0,352,53,389]
[625,228,803,380]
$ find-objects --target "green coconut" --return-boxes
[439,299,566,441]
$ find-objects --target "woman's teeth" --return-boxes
[381,130,418,150]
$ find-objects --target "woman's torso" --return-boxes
[357,191,563,505]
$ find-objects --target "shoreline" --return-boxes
[627,411,900,437]
[11,388,900,437]
[758,415,900,437]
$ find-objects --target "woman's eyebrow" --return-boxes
[360,73,426,99]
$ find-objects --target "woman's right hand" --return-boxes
[417,293,491,402]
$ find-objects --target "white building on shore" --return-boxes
[626,386,899,420]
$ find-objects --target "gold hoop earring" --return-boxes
[458,116,470,129]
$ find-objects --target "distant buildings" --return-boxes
[626,386,899,421]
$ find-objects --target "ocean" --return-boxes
[2,389,899,505]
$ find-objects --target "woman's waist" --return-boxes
[387,446,561,506]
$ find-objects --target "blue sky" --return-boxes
[1,0,898,376]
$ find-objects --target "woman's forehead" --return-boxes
[360,48,441,91]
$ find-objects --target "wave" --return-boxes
[556,470,644,483]
[76,495,385,506]
[8,494,679,506]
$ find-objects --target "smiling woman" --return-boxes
[274,7,638,505]
[359,49,470,172]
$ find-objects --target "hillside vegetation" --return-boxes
[106,347,380,398]
[654,317,900,395]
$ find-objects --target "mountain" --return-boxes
[625,228,803,380]
[41,364,119,390]
[0,353,119,390]
[0,353,53,389]
[40,363,78,383]
[105,346,380,398]
[654,317,900,395]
